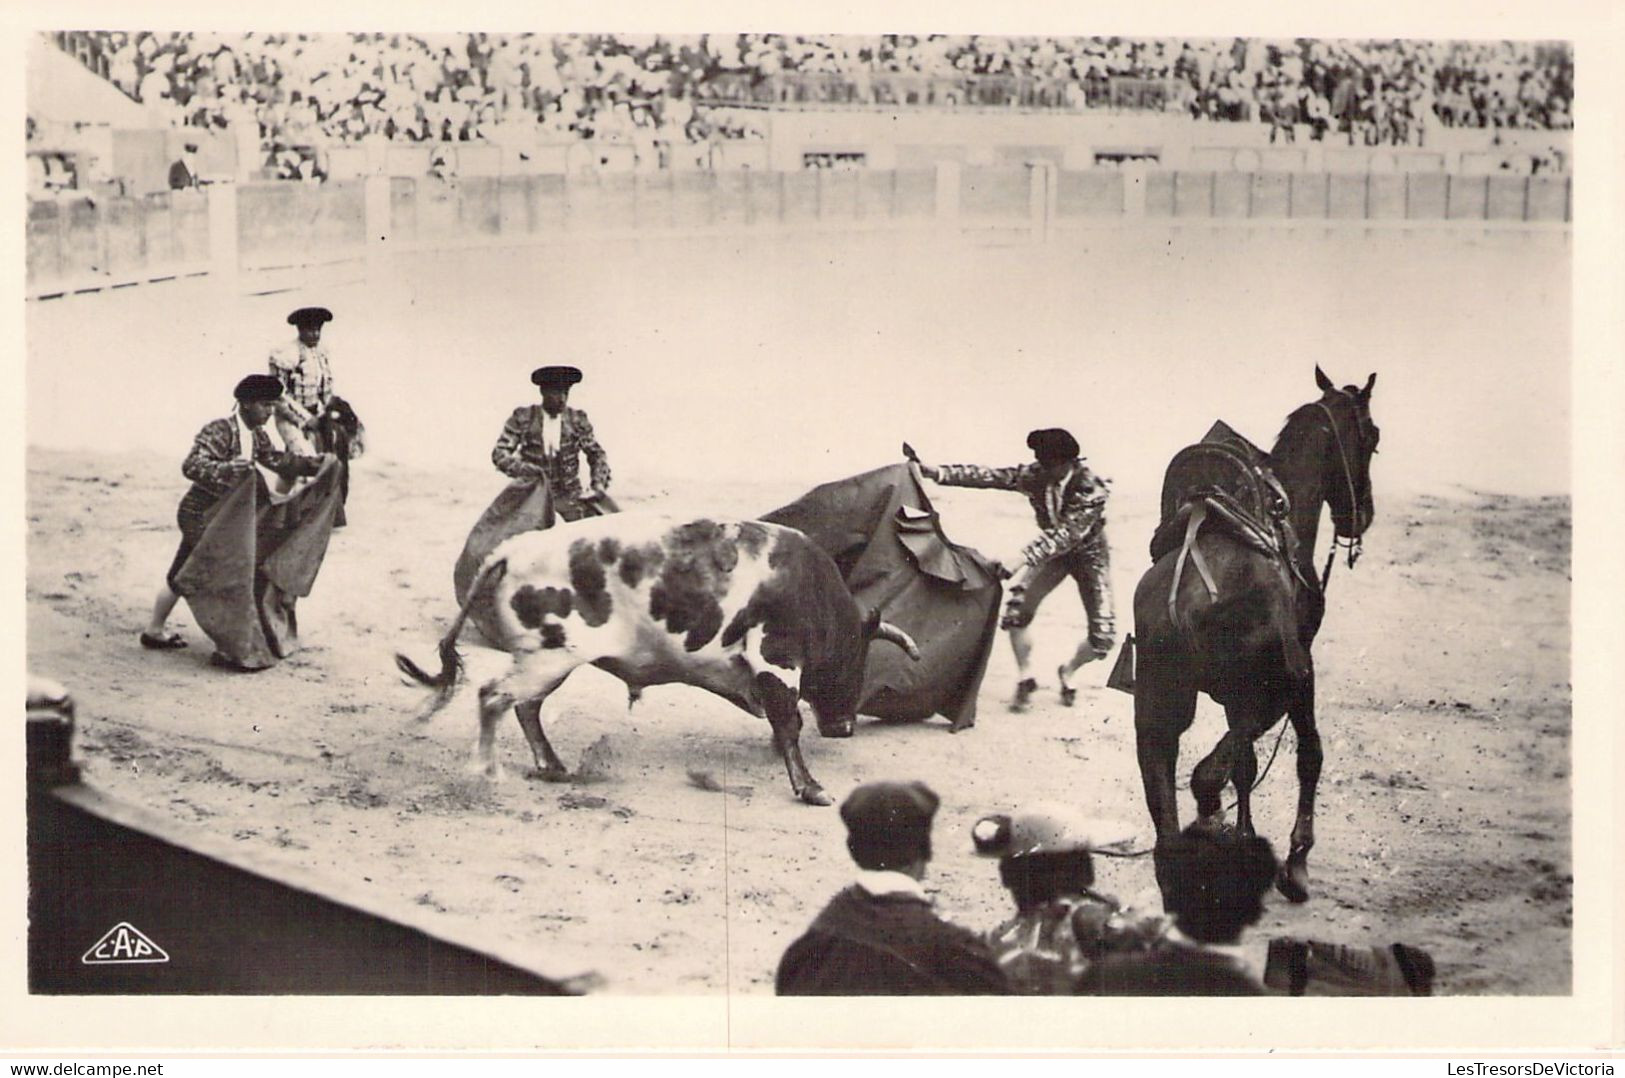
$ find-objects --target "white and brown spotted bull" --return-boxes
[395,513,920,805]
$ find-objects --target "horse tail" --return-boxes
[395,557,509,717]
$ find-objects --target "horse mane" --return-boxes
[1269,401,1329,459]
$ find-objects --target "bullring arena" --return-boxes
[23,30,1576,1013]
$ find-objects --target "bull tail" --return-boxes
[394,557,509,718]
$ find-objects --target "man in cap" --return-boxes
[491,365,613,521]
[140,374,324,651]
[269,306,336,454]
[975,804,1160,994]
[916,427,1116,712]
[776,781,1009,996]
[1077,824,1277,996]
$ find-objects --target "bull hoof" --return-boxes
[1277,863,1311,904]
[798,786,833,807]
[529,766,572,784]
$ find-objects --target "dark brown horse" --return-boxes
[1132,367,1379,903]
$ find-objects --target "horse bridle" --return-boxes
[1314,393,1372,590]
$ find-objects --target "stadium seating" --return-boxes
[46,32,1571,155]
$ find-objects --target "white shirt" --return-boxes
[1044,464,1076,525]
[854,870,928,902]
[235,407,299,494]
[539,409,563,455]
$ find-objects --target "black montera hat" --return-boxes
[287,306,333,328]
[531,365,584,389]
[840,781,940,841]
[1027,427,1080,464]
[234,374,285,403]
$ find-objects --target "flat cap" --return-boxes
[840,780,940,838]
[287,306,333,328]
[234,374,285,403]
[1026,427,1080,464]
[531,365,584,389]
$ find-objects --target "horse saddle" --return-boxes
[1150,422,1314,625]
[1158,420,1287,528]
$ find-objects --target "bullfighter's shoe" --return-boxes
[1057,666,1078,708]
[1010,677,1039,713]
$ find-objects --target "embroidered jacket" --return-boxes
[491,404,611,500]
[269,341,334,424]
[176,417,319,538]
[935,459,1110,568]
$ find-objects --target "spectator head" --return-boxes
[1156,825,1279,945]
[974,803,1132,912]
[841,780,939,877]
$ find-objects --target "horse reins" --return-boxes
[1314,396,1367,591]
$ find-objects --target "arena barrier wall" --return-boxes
[27,687,590,994]
[26,166,1572,299]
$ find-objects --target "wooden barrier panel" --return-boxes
[1447,174,1490,219]
[60,198,103,278]
[712,170,752,228]
[1143,171,1176,217]
[594,172,638,229]
[1212,172,1252,218]
[239,183,364,265]
[1054,170,1124,218]
[672,171,718,228]
[103,197,147,276]
[1406,173,1448,219]
[1174,171,1214,217]
[26,201,59,287]
[533,174,568,232]
[1526,176,1569,222]
[388,178,419,244]
[631,171,674,230]
[780,170,820,224]
[1327,173,1368,219]
[456,177,504,237]
[496,176,535,235]
[960,165,1029,221]
[857,170,899,221]
[1487,175,1529,220]
[1289,172,1329,218]
[563,174,609,232]
[1367,173,1408,219]
[820,169,862,224]
[894,168,938,219]
[1251,172,1291,218]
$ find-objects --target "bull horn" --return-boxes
[875,620,921,661]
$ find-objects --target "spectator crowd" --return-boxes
[54,31,1571,155]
